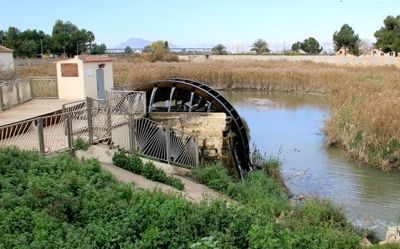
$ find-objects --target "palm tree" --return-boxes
[212,44,228,55]
[251,39,270,55]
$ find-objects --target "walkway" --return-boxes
[100,161,226,203]
[0,99,80,126]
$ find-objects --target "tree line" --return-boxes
[212,15,400,57]
[0,20,107,58]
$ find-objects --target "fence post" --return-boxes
[128,113,135,154]
[105,99,112,144]
[15,82,20,104]
[165,127,171,164]
[195,137,199,167]
[29,78,34,99]
[86,97,93,144]
[38,118,45,154]
[65,113,72,149]
[0,87,4,112]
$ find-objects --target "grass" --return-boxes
[15,58,400,170]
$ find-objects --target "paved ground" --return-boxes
[100,162,226,203]
[0,98,81,126]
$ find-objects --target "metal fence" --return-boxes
[0,96,199,168]
[0,77,58,112]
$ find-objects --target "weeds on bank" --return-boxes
[0,147,365,248]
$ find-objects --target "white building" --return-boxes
[0,45,14,70]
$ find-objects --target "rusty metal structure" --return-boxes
[135,78,251,176]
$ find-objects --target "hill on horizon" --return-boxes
[117,38,178,49]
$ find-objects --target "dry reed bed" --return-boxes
[16,59,400,170]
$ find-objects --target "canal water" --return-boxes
[221,90,400,239]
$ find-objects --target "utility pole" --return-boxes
[40,39,43,58]
[63,46,65,58]
[77,44,78,55]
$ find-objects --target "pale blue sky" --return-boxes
[1,0,398,50]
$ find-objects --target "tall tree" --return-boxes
[374,15,400,57]
[4,27,21,57]
[20,40,38,58]
[0,30,4,46]
[250,39,270,55]
[291,41,302,52]
[52,20,94,56]
[300,37,323,55]
[333,24,359,56]
[211,44,228,55]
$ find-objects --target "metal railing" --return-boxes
[0,77,58,112]
[0,95,199,168]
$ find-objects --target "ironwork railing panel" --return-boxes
[17,80,32,103]
[30,77,58,98]
[62,99,86,113]
[0,119,40,151]
[105,90,146,116]
[169,129,198,168]
[1,83,19,109]
[41,114,70,153]
[135,117,168,162]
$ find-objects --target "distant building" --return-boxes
[0,45,14,70]
[370,48,396,57]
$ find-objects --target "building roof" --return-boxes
[78,55,115,62]
[0,45,13,53]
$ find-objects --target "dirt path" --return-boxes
[100,162,225,203]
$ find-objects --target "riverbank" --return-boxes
[15,59,400,171]
[0,147,367,248]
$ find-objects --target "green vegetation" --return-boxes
[112,150,185,190]
[300,37,323,55]
[193,162,362,248]
[73,137,90,151]
[250,38,270,55]
[1,20,99,58]
[374,15,400,57]
[211,44,228,55]
[333,24,360,56]
[0,147,365,248]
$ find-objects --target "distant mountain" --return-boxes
[117,38,178,49]
[117,38,151,48]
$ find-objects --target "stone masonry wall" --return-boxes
[148,112,227,159]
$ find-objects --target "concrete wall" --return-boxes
[179,55,400,68]
[57,57,115,100]
[82,61,114,99]
[56,58,85,100]
[0,52,14,70]
[148,112,227,158]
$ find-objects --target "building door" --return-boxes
[96,69,105,99]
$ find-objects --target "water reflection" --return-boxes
[221,90,400,239]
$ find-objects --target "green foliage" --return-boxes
[291,41,302,52]
[124,46,132,54]
[211,44,228,55]
[251,38,271,55]
[195,163,234,192]
[90,43,107,54]
[300,37,323,55]
[194,161,362,248]
[374,15,400,56]
[0,148,362,248]
[333,24,360,56]
[73,137,90,151]
[112,151,185,190]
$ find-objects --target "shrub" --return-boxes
[73,137,90,151]
[112,152,184,190]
